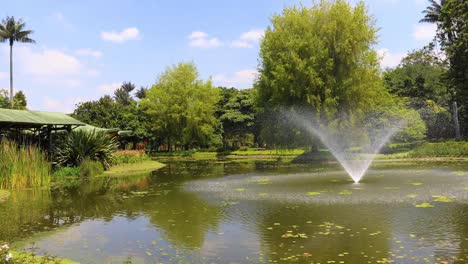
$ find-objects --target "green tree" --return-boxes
[383,44,452,139]
[114,81,135,106]
[141,62,220,150]
[0,16,35,105]
[0,89,8,108]
[135,87,147,99]
[420,0,467,138]
[256,0,386,127]
[73,96,120,129]
[255,0,422,147]
[11,90,27,110]
[216,87,257,150]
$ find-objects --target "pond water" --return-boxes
[1,160,467,263]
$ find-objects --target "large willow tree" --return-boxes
[255,0,425,147]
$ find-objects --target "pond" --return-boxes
[0,160,467,263]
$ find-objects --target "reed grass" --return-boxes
[0,140,50,189]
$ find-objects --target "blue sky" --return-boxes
[0,0,436,112]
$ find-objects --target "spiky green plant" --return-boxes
[0,140,50,189]
[54,130,118,169]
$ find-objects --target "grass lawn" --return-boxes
[103,160,165,176]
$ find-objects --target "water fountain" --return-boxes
[287,110,403,183]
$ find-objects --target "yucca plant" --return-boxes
[54,130,118,169]
[0,140,50,189]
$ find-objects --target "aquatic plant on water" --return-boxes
[54,130,118,169]
[0,140,50,189]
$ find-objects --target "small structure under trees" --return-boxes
[0,108,85,151]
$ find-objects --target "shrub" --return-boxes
[54,130,118,169]
[409,141,468,157]
[114,150,150,164]
[79,159,104,177]
[0,140,50,189]
[52,166,80,178]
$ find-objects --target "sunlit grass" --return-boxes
[0,140,50,189]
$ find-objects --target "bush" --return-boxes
[114,150,150,164]
[52,166,80,178]
[79,159,104,177]
[0,140,50,189]
[54,130,118,169]
[409,141,468,157]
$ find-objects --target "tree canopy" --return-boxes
[141,62,221,150]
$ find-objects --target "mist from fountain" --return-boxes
[288,111,403,183]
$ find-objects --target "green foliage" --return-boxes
[254,0,406,148]
[52,166,80,178]
[383,44,449,106]
[114,150,150,164]
[79,159,104,177]
[114,81,135,106]
[11,91,27,110]
[54,130,118,169]
[420,0,468,137]
[0,140,50,189]
[383,44,454,139]
[216,87,257,150]
[0,89,8,108]
[256,0,382,118]
[72,95,150,144]
[141,62,221,149]
[409,141,468,157]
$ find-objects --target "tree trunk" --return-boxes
[453,101,461,140]
[9,43,13,106]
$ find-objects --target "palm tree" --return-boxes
[419,0,444,23]
[0,16,35,104]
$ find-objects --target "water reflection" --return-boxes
[0,161,466,263]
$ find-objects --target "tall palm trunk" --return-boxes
[9,42,13,105]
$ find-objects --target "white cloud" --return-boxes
[231,29,264,48]
[377,48,406,68]
[101,27,140,43]
[413,24,437,42]
[76,48,102,58]
[189,31,208,39]
[188,31,222,48]
[212,69,257,88]
[98,82,122,95]
[42,96,84,113]
[14,46,82,76]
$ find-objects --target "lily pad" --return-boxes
[415,202,434,208]
[410,182,423,186]
[339,190,352,195]
[432,195,454,203]
[235,188,245,192]
[307,192,321,196]
[407,194,417,198]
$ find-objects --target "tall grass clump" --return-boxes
[0,140,50,189]
[54,130,118,169]
[114,150,151,164]
[409,141,468,157]
[79,159,104,177]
